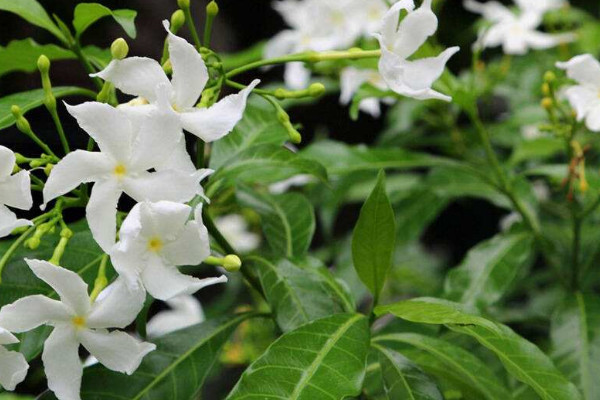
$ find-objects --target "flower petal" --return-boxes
[86,179,122,252]
[80,329,155,374]
[43,151,112,207]
[155,135,196,173]
[65,102,134,161]
[162,223,209,266]
[26,259,91,316]
[463,0,513,22]
[524,31,575,51]
[180,80,260,142]
[0,328,18,346]
[389,0,437,58]
[557,54,600,87]
[0,170,32,210]
[123,170,199,204]
[0,295,70,332]
[264,30,299,59]
[92,57,171,103]
[87,277,146,329]
[147,295,204,338]
[562,86,598,122]
[163,20,208,109]
[0,346,29,391]
[141,257,227,300]
[110,239,147,290]
[284,62,311,90]
[0,205,31,238]
[585,105,600,132]
[339,67,371,105]
[0,146,15,178]
[138,201,192,240]
[398,47,460,92]
[42,324,82,400]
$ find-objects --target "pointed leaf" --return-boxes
[0,39,72,77]
[0,0,64,42]
[73,3,137,38]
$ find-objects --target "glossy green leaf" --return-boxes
[210,103,289,170]
[444,231,535,308]
[551,293,600,400]
[0,87,95,130]
[0,0,64,42]
[73,3,137,38]
[38,314,251,400]
[394,188,448,244]
[0,39,72,77]
[373,344,443,400]
[247,257,354,332]
[227,313,370,400]
[237,185,315,258]
[374,333,512,400]
[376,298,583,400]
[352,170,396,301]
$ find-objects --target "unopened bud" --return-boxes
[541,83,551,97]
[60,228,73,239]
[11,106,31,133]
[308,82,325,98]
[170,10,186,33]
[223,254,241,272]
[541,97,553,110]
[37,55,50,74]
[177,0,190,10]
[25,237,40,250]
[207,1,219,17]
[580,179,589,192]
[544,71,556,83]
[163,59,173,75]
[110,38,129,60]
[44,163,54,176]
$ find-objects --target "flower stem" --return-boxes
[182,7,202,50]
[0,225,36,284]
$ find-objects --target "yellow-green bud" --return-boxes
[163,59,173,75]
[541,82,551,97]
[544,71,556,83]
[37,55,50,74]
[541,97,553,110]
[44,163,54,176]
[26,237,40,250]
[60,228,74,239]
[14,153,28,164]
[207,1,219,17]
[111,38,129,60]
[177,0,190,10]
[308,83,326,98]
[170,10,186,33]
[288,128,302,144]
[223,254,241,272]
[11,106,31,133]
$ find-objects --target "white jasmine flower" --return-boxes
[0,260,153,400]
[515,0,567,14]
[556,54,600,131]
[339,67,394,117]
[93,21,259,145]
[42,101,204,252]
[215,215,261,254]
[0,328,28,391]
[464,0,575,55]
[0,146,32,238]
[147,295,204,338]
[376,0,460,101]
[111,201,227,301]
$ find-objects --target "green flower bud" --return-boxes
[207,1,219,17]
[44,163,54,176]
[541,97,553,110]
[541,82,551,97]
[223,254,241,272]
[177,0,190,10]
[60,228,74,239]
[544,71,556,83]
[11,106,31,134]
[308,83,326,98]
[170,10,186,33]
[37,55,50,74]
[163,59,173,75]
[111,38,129,60]
[26,237,40,250]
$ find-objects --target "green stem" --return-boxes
[182,7,202,50]
[571,214,581,290]
[225,49,381,78]
[72,40,103,91]
[0,225,36,283]
[196,140,205,168]
[49,107,70,154]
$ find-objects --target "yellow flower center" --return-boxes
[113,164,127,178]
[147,237,164,253]
[72,316,86,329]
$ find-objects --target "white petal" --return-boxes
[0,146,15,178]
[585,105,600,132]
[26,259,91,316]
[164,20,208,109]
[147,295,204,338]
[556,54,600,87]
[379,0,415,51]
[87,277,146,329]
[0,295,70,332]
[524,31,575,51]
[92,57,171,103]
[109,240,147,291]
[80,329,154,374]
[398,47,460,93]
[0,346,28,391]
[339,68,371,105]
[264,30,299,59]
[359,98,383,117]
[463,0,514,22]
[0,170,32,210]
[0,328,18,346]
[86,179,122,252]
[43,151,112,207]
[42,324,82,400]
[284,62,311,90]
[162,223,209,266]
[180,80,260,142]
[141,257,227,300]
[0,206,31,238]
[123,170,199,204]
[391,0,438,58]
[562,86,598,122]
[155,135,196,173]
[138,201,192,240]
[65,102,134,161]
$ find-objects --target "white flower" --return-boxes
[111,201,227,301]
[376,0,460,101]
[556,54,600,131]
[42,100,205,252]
[215,214,261,254]
[464,0,575,55]
[93,21,259,146]
[339,67,394,117]
[0,259,153,400]
[0,327,28,391]
[269,174,315,194]
[0,146,32,238]
[514,0,567,14]
[147,295,204,338]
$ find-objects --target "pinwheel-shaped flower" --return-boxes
[93,21,259,145]
[0,327,28,391]
[464,0,574,55]
[557,54,600,131]
[376,0,460,101]
[0,146,32,238]
[42,100,205,252]
[111,201,227,301]
[0,260,154,400]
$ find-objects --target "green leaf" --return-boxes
[73,3,137,38]
[210,144,327,188]
[0,0,64,42]
[352,170,396,301]
[38,314,251,400]
[551,293,600,400]
[509,137,564,166]
[227,313,370,400]
[394,188,448,244]
[373,344,443,400]
[376,298,583,400]
[237,185,315,258]
[444,231,535,308]
[0,39,73,77]
[210,103,289,170]
[374,333,512,400]
[247,257,354,332]
[0,87,95,130]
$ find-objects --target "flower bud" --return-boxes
[60,228,74,239]
[223,254,241,272]
[207,1,219,17]
[37,55,50,75]
[11,106,31,133]
[544,71,556,83]
[44,163,54,176]
[163,59,173,75]
[177,0,190,10]
[541,97,553,110]
[541,83,551,97]
[25,237,40,250]
[110,38,129,60]
[308,83,325,98]
[170,10,186,33]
